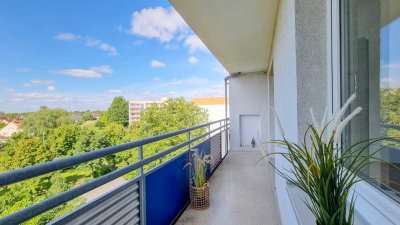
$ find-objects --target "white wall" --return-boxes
[199,104,226,122]
[199,104,227,136]
[273,1,299,224]
[229,72,270,151]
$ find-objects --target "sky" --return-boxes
[380,17,400,89]
[0,0,228,113]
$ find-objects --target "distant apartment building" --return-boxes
[192,97,229,122]
[129,98,167,124]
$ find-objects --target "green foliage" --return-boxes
[22,106,72,136]
[270,96,397,225]
[0,133,50,171]
[130,98,207,137]
[46,124,81,157]
[0,97,208,222]
[106,97,129,126]
[80,112,94,122]
[381,88,400,124]
[381,88,400,147]
[0,122,6,129]
[126,98,208,168]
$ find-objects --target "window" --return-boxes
[341,0,400,202]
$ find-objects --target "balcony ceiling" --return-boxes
[170,0,279,74]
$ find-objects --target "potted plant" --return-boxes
[186,150,212,210]
[269,94,396,225]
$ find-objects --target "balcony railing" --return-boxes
[0,119,230,225]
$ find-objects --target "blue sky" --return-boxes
[0,0,227,113]
[380,17,400,89]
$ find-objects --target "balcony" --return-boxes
[176,151,280,225]
[0,119,280,225]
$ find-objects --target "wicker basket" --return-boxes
[190,182,209,210]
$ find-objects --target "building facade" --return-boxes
[192,97,228,122]
[0,122,22,138]
[171,0,400,224]
[128,98,167,124]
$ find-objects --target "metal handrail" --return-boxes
[382,123,400,130]
[0,119,230,225]
[0,118,228,186]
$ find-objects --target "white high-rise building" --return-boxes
[128,98,167,124]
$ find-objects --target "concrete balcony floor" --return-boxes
[176,151,281,225]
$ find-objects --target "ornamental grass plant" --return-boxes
[269,94,397,225]
[186,151,212,188]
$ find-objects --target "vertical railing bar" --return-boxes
[187,131,191,150]
[208,124,211,139]
[138,146,146,225]
[225,119,229,155]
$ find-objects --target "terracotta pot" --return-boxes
[190,182,209,210]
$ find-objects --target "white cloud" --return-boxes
[52,65,112,78]
[108,89,123,93]
[55,32,118,56]
[55,33,81,41]
[53,69,102,78]
[131,7,188,42]
[151,60,166,68]
[186,83,225,98]
[130,7,212,54]
[184,34,209,53]
[47,86,56,91]
[86,38,118,56]
[153,76,161,81]
[16,68,31,73]
[212,66,229,75]
[158,77,209,87]
[31,79,54,85]
[91,65,113,74]
[23,79,54,87]
[188,56,198,64]
[381,77,400,89]
[381,63,400,69]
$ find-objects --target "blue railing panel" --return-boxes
[145,152,190,225]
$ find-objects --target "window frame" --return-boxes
[332,0,400,223]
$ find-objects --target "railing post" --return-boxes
[187,131,191,150]
[138,146,146,225]
[208,124,211,139]
[225,119,229,154]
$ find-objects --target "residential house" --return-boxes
[0,121,22,138]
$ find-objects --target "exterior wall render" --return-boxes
[273,0,329,224]
[229,72,270,151]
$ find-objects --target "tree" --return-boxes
[46,124,81,157]
[106,97,129,127]
[381,88,400,147]
[126,98,208,167]
[129,98,208,138]
[22,106,72,136]
[0,122,6,130]
[0,133,49,171]
[81,112,94,123]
